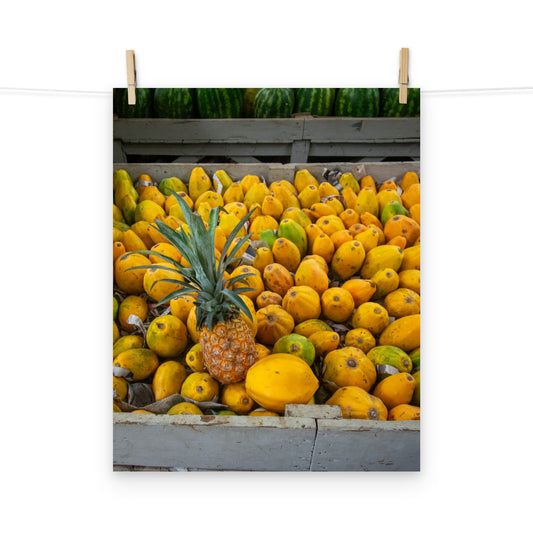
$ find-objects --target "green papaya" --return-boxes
[272,334,316,366]
[366,345,412,380]
[380,200,409,226]
[158,177,187,196]
[260,229,278,249]
[278,218,308,257]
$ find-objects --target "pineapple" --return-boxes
[128,192,258,384]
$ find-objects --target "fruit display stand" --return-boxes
[113,161,421,472]
[113,117,420,164]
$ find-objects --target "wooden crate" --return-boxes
[113,117,420,164]
[113,407,420,472]
[112,161,421,472]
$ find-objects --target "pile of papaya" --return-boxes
[113,166,420,421]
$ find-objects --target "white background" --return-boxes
[1,1,531,531]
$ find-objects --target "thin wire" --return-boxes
[1,86,533,96]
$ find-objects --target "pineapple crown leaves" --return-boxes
[126,191,257,329]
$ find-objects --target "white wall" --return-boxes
[1,1,531,532]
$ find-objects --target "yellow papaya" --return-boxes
[360,245,404,279]
[331,240,366,280]
[378,314,420,352]
[152,360,188,402]
[325,386,387,420]
[113,348,159,381]
[245,353,319,413]
[278,218,308,257]
[188,167,212,202]
[322,347,377,392]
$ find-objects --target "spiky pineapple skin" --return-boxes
[200,317,258,384]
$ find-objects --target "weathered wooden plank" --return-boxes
[290,140,310,163]
[113,140,127,163]
[308,142,420,158]
[121,142,293,157]
[113,118,305,143]
[310,419,420,472]
[302,117,420,142]
[113,163,274,183]
[113,413,316,471]
[112,161,421,187]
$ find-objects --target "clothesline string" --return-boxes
[0,86,532,97]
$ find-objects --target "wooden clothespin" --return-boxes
[126,50,136,105]
[399,48,409,104]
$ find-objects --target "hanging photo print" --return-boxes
[112,87,421,472]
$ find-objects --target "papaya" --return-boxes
[341,279,376,306]
[330,229,356,250]
[146,315,188,358]
[339,172,360,193]
[308,330,340,358]
[272,333,316,366]
[249,215,279,241]
[212,170,233,195]
[245,353,319,413]
[294,169,319,193]
[320,287,355,323]
[311,232,335,263]
[294,258,329,295]
[253,247,274,273]
[293,318,333,338]
[118,295,148,332]
[322,347,377,392]
[401,183,420,209]
[376,189,402,213]
[282,286,321,324]
[256,291,283,309]
[277,218,308,257]
[354,188,379,217]
[339,209,360,228]
[281,207,312,228]
[130,221,156,249]
[139,185,166,208]
[298,185,321,208]
[229,265,264,301]
[400,171,420,192]
[188,167,212,202]
[113,376,129,401]
[223,182,245,204]
[261,195,284,220]
[360,175,376,193]
[360,245,404,279]
[255,305,295,346]
[325,386,387,420]
[344,328,376,353]
[318,181,340,198]
[341,187,358,210]
[410,348,421,373]
[262,263,294,296]
[113,348,159,381]
[378,314,420,352]
[370,268,400,300]
[169,294,197,323]
[114,253,152,294]
[152,360,188,402]
[240,174,261,195]
[383,215,420,247]
[388,403,420,421]
[270,181,300,210]
[113,334,144,359]
[380,201,409,226]
[384,288,421,318]
[143,262,184,303]
[272,238,301,273]
[315,215,345,237]
[324,197,344,216]
[185,343,206,372]
[400,245,420,271]
[134,200,166,224]
[354,227,380,253]
[221,381,256,415]
[167,402,203,415]
[158,176,187,196]
[352,302,389,336]
[366,345,413,378]
[259,229,277,249]
[181,372,220,402]
[412,370,420,406]
[244,182,270,210]
[372,372,416,409]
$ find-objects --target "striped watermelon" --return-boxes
[380,88,420,117]
[153,88,195,118]
[295,88,336,116]
[334,88,380,117]
[254,88,295,118]
[117,88,154,118]
[196,88,243,118]
[243,88,260,118]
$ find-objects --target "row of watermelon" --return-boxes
[114,88,420,120]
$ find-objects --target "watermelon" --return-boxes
[254,88,295,118]
[380,88,420,117]
[295,88,336,116]
[334,88,380,117]
[117,88,154,118]
[196,88,243,118]
[153,88,195,118]
[243,88,260,118]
